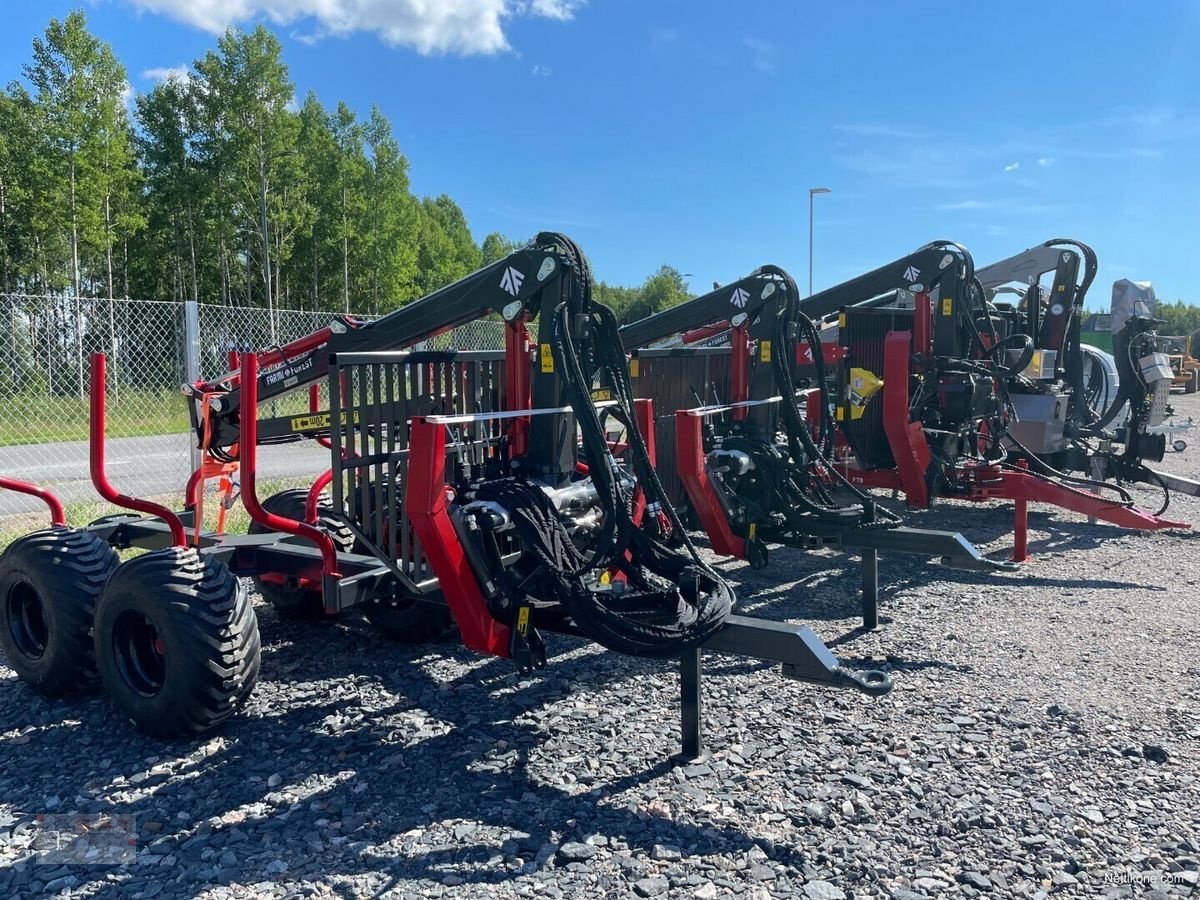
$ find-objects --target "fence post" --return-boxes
[76,295,85,400]
[183,298,201,473]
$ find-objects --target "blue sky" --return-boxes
[3,1,1198,307]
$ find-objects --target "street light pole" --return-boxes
[808,187,831,296]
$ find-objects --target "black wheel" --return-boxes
[94,548,261,736]
[363,594,453,643]
[0,528,119,696]
[247,488,354,618]
[343,477,453,642]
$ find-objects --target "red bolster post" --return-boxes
[405,416,511,658]
[89,353,186,546]
[675,409,745,559]
[881,331,931,508]
[238,353,340,579]
[305,468,335,526]
[1012,459,1030,562]
[0,477,66,528]
[630,398,654,526]
[504,317,531,457]
[730,322,750,422]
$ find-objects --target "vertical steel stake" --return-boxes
[676,648,704,762]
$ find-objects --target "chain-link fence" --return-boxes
[0,293,504,520]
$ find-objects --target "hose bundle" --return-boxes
[765,266,900,527]
[470,477,730,658]
[479,233,732,657]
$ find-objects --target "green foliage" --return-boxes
[15,10,140,296]
[596,265,694,325]
[361,105,419,311]
[1154,300,1200,339]
[481,232,520,265]
[0,10,684,319]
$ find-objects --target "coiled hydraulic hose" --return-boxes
[474,233,731,657]
[551,296,733,656]
[767,267,900,525]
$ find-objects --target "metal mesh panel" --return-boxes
[632,348,733,506]
[0,294,506,520]
[0,294,190,519]
[330,350,509,590]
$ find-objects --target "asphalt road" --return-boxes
[0,433,331,517]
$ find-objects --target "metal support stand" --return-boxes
[859,497,880,630]
[675,648,705,763]
[183,299,201,474]
[1087,455,1105,525]
[1012,459,1030,562]
[861,548,879,630]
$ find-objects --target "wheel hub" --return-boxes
[6,581,48,659]
[112,610,166,697]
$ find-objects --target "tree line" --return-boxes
[1153,301,1200,340]
[0,10,691,321]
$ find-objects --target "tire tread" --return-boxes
[0,527,118,695]
[95,547,261,736]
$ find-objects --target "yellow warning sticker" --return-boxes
[748,522,757,541]
[836,406,845,421]
[847,367,884,420]
[629,358,639,378]
[590,388,612,402]
[289,411,358,432]
[838,313,847,329]
[516,606,530,636]
[942,297,953,316]
[540,343,554,373]
[760,340,772,362]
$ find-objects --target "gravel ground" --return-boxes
[2,396,1199,900]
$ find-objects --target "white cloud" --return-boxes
[1037,156,1054,167]
[120,82,137,111]
[141,64,191,82]
[531,62,552,76]
[933,197,1064,216]
[649,27,678,47]
[834,144,969,191]
[742,36,774,73]
[834,123,926,140]
[123,0,585,56]
[525,0,579,21]
[1003,161,1020,172]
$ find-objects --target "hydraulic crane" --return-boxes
[790,242,1187,535]
[619,263,1012,629]
[976,241,1200,511]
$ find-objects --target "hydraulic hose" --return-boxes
[766,268,901,525]
[986,332,1036,377]
[541,248,731,656]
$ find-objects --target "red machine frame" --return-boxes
[834,330,1189,553]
